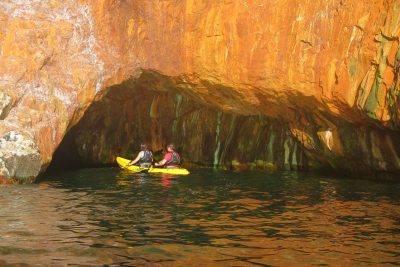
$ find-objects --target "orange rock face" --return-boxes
[0,0,399,182]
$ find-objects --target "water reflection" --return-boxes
[0,168,399,266]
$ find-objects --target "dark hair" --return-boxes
[167,143,175,150]
[140,144,148,150]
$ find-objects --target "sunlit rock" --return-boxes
[0,131,41,183]
[0,0,399,182]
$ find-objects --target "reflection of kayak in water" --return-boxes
[116,157,190,175]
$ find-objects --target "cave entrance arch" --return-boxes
[48,70,306,172]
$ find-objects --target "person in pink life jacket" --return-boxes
[154,144,181,168]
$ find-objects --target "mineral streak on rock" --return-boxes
[0,90,12,119]
[0,0,399,182]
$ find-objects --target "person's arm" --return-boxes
[128,152,142,166]
[155,159,166,167]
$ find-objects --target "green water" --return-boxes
[0,168,399,266]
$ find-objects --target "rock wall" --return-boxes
[0,0,399,182]
[0,0,105,182]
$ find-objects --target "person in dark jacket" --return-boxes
[128,144,153,168]
[154,144,181,168]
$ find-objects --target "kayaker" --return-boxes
[154,144,181,168]
[128,144,153,168]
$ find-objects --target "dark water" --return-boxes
[0,169,400,266]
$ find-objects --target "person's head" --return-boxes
[140,143,148,151]
[167,143,175,152]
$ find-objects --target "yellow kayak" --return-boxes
[116,157,148,172]
[116,157,190,175]
[148,167,190,175]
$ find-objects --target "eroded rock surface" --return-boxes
[0,0,399,182]
[0,131,41,183]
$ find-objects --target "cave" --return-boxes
[47,69,400,180]
[49,70,309,172]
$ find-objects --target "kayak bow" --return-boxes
[116,157,148,172]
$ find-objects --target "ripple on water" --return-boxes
[0,168,399,266]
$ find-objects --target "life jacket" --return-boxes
[137,150,153,165]
[165,151,180,167]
